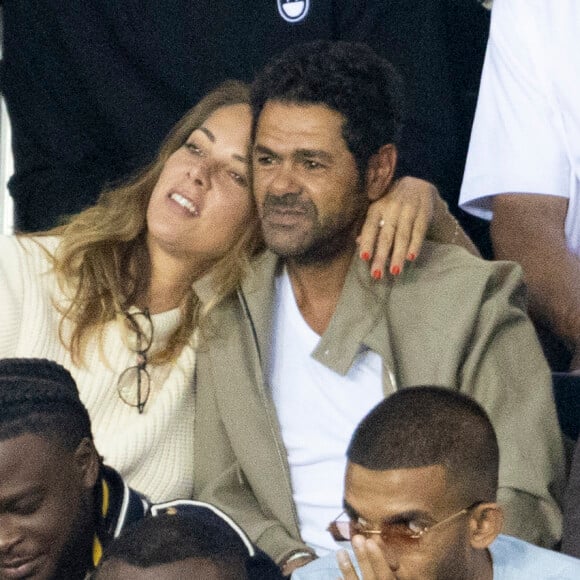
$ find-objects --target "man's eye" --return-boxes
[13,501,42,516]
[256,155,274,166]
[304,160,323,170]
[390,521,421,536]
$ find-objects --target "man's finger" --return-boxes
[337,549,362,580]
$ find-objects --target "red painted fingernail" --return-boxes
[361,251,370,261]
[390,265,401,276]
[372,269,383,280]
[408,253,416,261]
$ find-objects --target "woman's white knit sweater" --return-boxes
[0,235,196,502]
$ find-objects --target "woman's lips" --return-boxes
[169,192,199,216]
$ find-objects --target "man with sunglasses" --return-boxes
[293,387,580,580]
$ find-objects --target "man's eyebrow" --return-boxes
[295,149,334,163]
[343,500,431,524]
[198,126,215,142]
[253,144,279,157]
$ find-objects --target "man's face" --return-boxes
[0,433,96,580]
[344,463,475,580]
[253,101,364,265]
[95,557,248,580]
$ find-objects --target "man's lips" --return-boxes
[262,207,308,227]
[0,555,44,580]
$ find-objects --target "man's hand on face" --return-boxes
[336,536,397,579]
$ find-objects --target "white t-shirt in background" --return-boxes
[459,0,580,256]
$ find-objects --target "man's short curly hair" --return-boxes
[0,358,92,451]
[251,40,405,174]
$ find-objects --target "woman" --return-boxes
[0,81,475,502]
[0,81,260,502]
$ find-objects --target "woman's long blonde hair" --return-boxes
[32,80,261,365]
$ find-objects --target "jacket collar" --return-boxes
[239,250,398,390]
[91,465,150,568]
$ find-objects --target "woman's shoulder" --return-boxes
[0,234,60,261]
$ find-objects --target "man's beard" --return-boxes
[260,190,365,266]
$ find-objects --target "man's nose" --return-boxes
[370,535,400,572]
[267,163,300,196]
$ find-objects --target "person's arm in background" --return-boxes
[492,194,580,371]
[459,0,579,369]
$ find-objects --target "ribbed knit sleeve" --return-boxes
[0,235,196,502]
[0,235,26,357]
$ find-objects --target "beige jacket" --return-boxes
[193,243,564,563]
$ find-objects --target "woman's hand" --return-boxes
[358,176,435,279]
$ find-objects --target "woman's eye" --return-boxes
[229,171,248,187]
[184,142,203,156]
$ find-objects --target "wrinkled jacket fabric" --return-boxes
[193,243,564,563]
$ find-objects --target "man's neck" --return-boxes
[286,250,353,336]
[470,547,494,580]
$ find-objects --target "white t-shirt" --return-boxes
[269,270,383,555]
[459,0,580,255]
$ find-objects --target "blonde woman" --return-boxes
[0,81,261,502]
[0,81,475,502]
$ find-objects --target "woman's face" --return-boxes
[146,103,253,272]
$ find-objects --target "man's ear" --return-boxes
[74,437,101,490]
[365,144,398,202]
[469,503,503,549]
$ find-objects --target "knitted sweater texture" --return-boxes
[0,235,196,502]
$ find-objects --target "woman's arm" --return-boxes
[358,177,480,278]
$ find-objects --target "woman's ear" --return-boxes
[469,503,504,549]
[74,437,101,490]
[365,144,398,202]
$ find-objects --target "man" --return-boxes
[192,40,564,574]
[293,387,580,579]
[0,358,281,580]
[92,513,249,579]
[459,0,580,370]
[2,1,488,235]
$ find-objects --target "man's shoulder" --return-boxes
[396,241,524,299]
[419,241,519,276]
[491,535,580,579]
